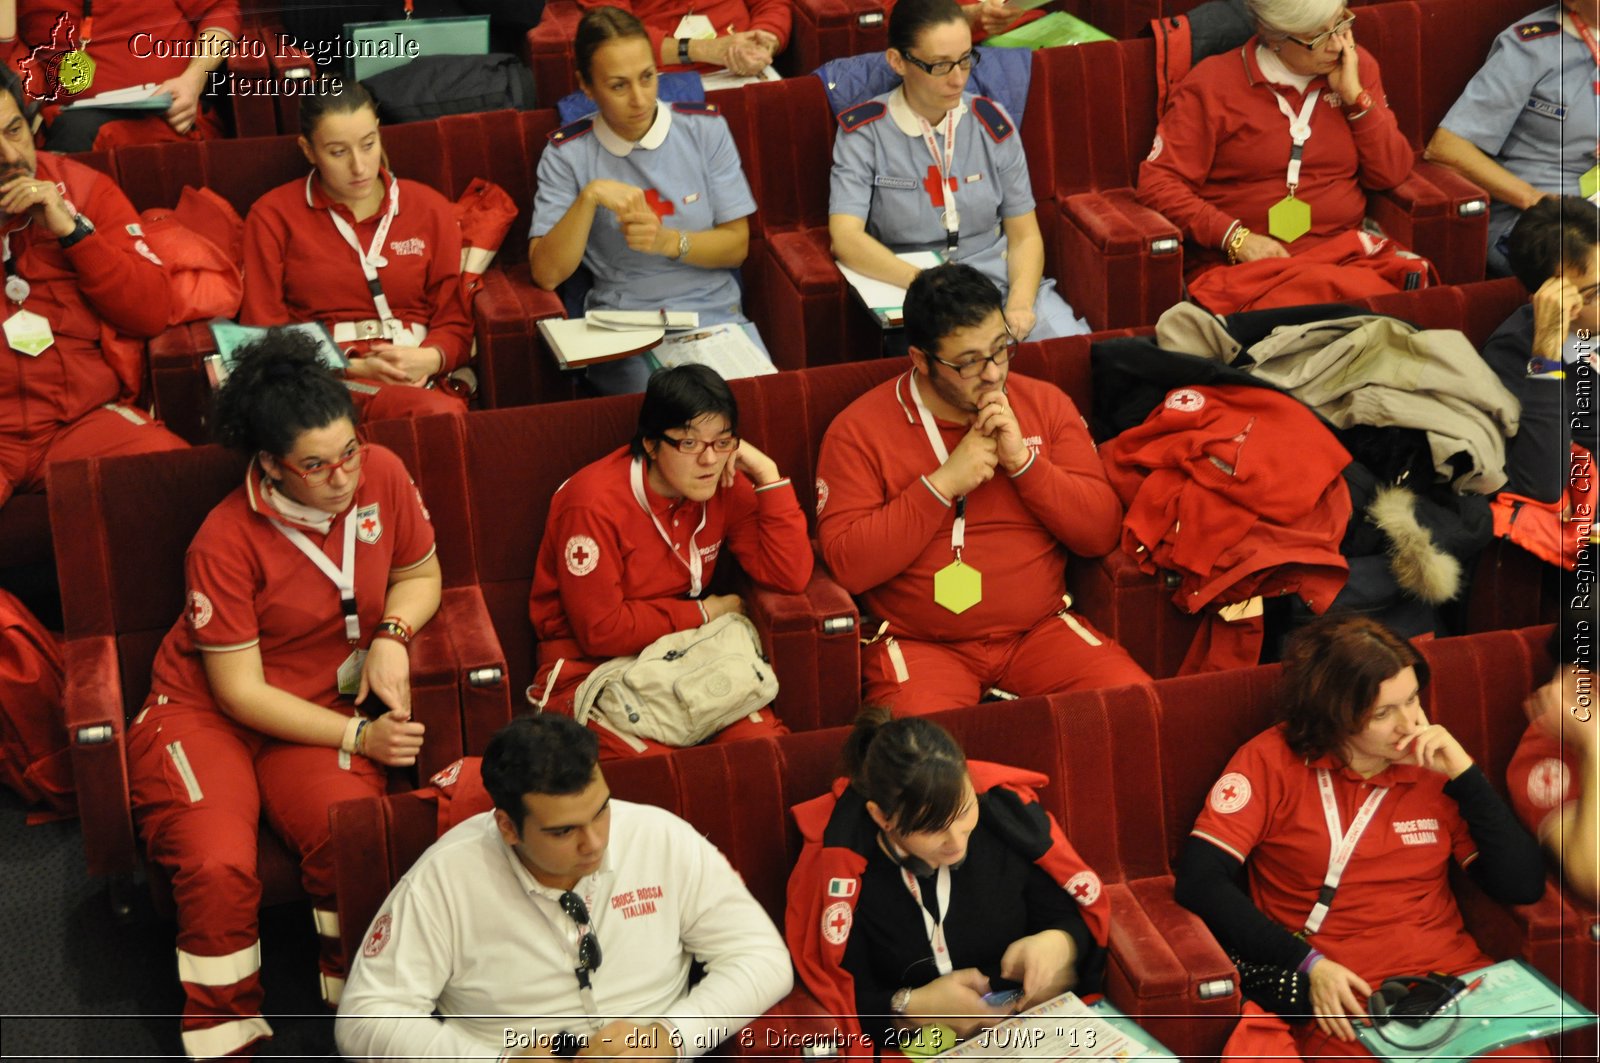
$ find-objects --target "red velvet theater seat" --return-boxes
[46,437,508,912]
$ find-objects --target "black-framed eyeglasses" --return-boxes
[658,433,740,455]
[928,333,1018,380]
[898,48,980,78]
[559,890,603,979]
[1285,12,1355,50]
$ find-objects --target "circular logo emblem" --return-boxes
[59,50,96,96]
[1209,772,1251,814]
[363,913,393,957]
[1165,388,1206,413]
[1526,758,1570,811]
[188,590,213,630]
[1146,132,1163,162]
[1065,870,1101,906]
[816,477,830,516]
[564,535,600,577]
[821,901,852,945]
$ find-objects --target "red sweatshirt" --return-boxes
[578,0,793,59]
[529,445,813,665]
[815,370,1121,643]
[0,152,170,437]
[240,173,474,372]
[1137,40,1413,272]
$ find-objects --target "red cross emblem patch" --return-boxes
[363,913,393,957]
[1065,870,1101,905]
[356,503,382,545]
[565,535,600,577]
[821,900,852,945]
[1209,772,1251,814]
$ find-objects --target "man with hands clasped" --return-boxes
[814,264,1147,716]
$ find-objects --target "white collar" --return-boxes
[502,836,615,902]
[594,100,673,157]
[260,470,338,534]
[888,85,967,137]
[1255,43,1317,93]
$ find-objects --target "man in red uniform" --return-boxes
[1508,661,1598,904]
[0,71,185,512]
[814,264,1147,715]
[18,0,241,150]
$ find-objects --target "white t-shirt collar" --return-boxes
[594,99,674,157]
[1255,42,1317,93]
[888,85,967,137]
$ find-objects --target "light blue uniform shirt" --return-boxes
[829,88,1088,339]
[1439,5,1599,272]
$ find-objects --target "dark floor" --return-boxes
[0,788,337,1061]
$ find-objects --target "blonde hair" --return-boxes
[1246,0,1345,36]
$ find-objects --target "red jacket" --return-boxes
[0,153,170,437]
[786,761,1111,1050]
[578,0,792,60]
[1136,39,1413,275]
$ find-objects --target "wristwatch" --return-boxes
[677,37,692,65]
[57,213,94,249]
[889,987,913,1016]
[676,230,691,260]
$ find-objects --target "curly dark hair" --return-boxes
[1279,615,1429,762]
[211,328,356,457]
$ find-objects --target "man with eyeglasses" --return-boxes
[814,264,1147,716]
[336,714,793,1061]
[1482,194,1600,505]
[1426,0,1600,277]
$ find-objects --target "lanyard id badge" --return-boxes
[917,110,961,251]
[271,506,363,690]
[0,229,49,356]
[315,173,406,341]
[1570,8,1600,199]
[629,456,709,597]
[909,371,982,614]
[900,864,955,976]
[1301,768,1389,936]
[1266,88,1320,244]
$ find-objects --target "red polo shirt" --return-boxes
[1191,725,1487,984]
[1507,722,1578,838]
[147,444,436,711]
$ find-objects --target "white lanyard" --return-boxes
[314,172,403,337]
[907,371,967,558]
[900,864,954,976]
[629,456,708,596]
[1267,87,1321,195]
[917,110,960,249]
[270,508,361,643]
[1,220,34,304]
[1570,8,1600,156]
[1302,768,1388,935]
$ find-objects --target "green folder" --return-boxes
[983,11,1114,49]
[1355,959,1597,1063]
[342,15,490,81]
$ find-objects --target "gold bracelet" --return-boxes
[1227,225,1251,265]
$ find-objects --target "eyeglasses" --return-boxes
[658,433,740,455]
[899,48,980,78]
[1285,13,1355,50]
[559,890,604,980]
[928,335,1018,379]
[277,443,366,488]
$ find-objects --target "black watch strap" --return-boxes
[58,214,94,249]
[677,36,692,64]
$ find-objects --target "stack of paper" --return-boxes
[984,11,1114,48]
[62,84,174,111]
[837,251,945,325]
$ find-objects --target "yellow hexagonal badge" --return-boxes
[933,560,982,615]
[1583,165,1599,201]
[1267,195,1312,244]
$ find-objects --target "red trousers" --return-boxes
[863,610,1150,716]
[127,699,384,1059]
[0,403,186,507]
[345,378,465,422]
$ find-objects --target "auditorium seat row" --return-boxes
[46,275,1560,914]
[330,623,1597,1061]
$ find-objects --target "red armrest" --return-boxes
[1366,159,1490,286]
[148,322,219,446]
[788,0,889,76]
[529,1,585,106]
[760,227,885,369]
[64,635,138,877]
[472,263,574,409]
[1068,550,1201,680]
[748,571,860,734]
[1110,878,1239,1060]
[408,586,513,778]
[1056,189,1183,331]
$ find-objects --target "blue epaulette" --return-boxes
[970,96,1013,144]
[671,100,721,116]
[1514,19,1562,41]
[548,117,593,145]
[838,100,886,133]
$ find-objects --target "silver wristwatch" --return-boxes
[676,230,691,260]
[889,987,912,1015]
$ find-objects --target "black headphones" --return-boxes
[1365,973,1466,1051]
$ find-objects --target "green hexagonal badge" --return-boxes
[933,560,983,615]
[1267,195,1312,244]
[1583,166,1600,201]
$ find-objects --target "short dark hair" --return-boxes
[1279,615,1430,762]
[629,364,740,460]
[576,6,651,85]
[481,716,602,825]
[1508,196,1600,293]
[298,78,378,140]
[888,0,967,55]
[0,67,29,122]
[842,706,969,834]
[211,329,357,457]
[903,262,1004,358]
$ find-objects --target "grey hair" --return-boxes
[1246,0,1345,36]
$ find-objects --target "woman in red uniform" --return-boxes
[126,330,439,1059]
[527,363,813,758]
[1177,615,1546,1061]
[242,81,469,422]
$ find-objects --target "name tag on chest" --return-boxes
[873,174,919,190]
[1525,96,1568,120]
